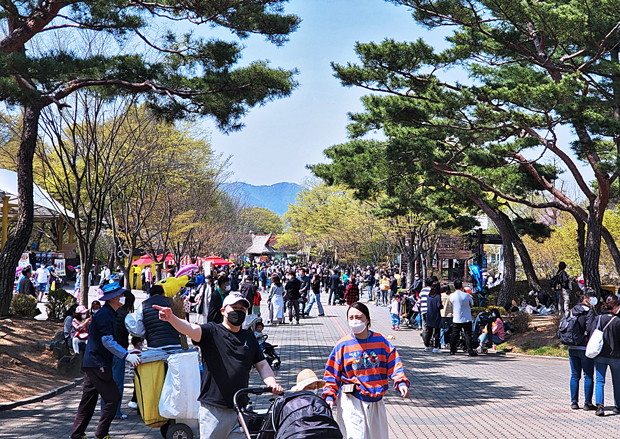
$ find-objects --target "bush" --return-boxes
[471,306,507,317]
[46,288,75,320]
[506,311,532,333]
[10,294,38,318]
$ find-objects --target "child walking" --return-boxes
[390,294,401,330]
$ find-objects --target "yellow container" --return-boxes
[134,360,168,428]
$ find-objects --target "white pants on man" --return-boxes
[199,403,245,439]
[336,392,388,439]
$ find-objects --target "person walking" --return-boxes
[328,270,340,306]
[322,302,410,439]
[35,263,49,302]
[449,279,477,356]
[284,271,301,324]
[378,274,390,306]
[593,294,620,416]
[70,283,141,439]
[268,274,285,324]
[424,282,443,353]
[344,278,360,306]
[240,275,258,315]
[418,278,432,337]
[566,288,597,411]
[553,261,572,316]
[390,294,401,330]
[304,273,325,317]
[152,293,283,439]
[440,285,453,348]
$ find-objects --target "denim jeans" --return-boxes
[391,313,400,327]
[595,356,620,407]
[367,285,373,301]
[328,288,337,305]
[478,333,504,347]
[569,348,594,405]
[380,289,388,305]
[304,292,324,315]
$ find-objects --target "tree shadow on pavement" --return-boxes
[397,346,530,408]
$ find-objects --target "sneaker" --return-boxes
[296,320,300,325]
[115,414,127,419]
[391,326,395,330]
[318,314,325,317]
[583,403,596,411]
[571,402,579,410]
[613,406,620,414]
[424,347,431,352]
[432,348,440,354]
[128,401,138,409]
[596,405,605,416]
[468,350,478,357]
[395,326,400,330]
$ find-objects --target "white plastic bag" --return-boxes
[586,316,616,359]
[159,350,201,419]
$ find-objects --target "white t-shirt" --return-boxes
[390,299,400,315]
[450,290,473,323]
[36,267,49,284]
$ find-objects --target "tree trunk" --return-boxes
[506,220,542,292]
[406,252,415,289]
[583,209,603,293]
[602,226,620,278]
[0,104,42,316]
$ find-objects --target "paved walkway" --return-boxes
[3,291,620,438]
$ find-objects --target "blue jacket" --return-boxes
[83,303,120,368]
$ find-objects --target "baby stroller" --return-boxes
[334,284,346,305]
[233,387,343,439]
[473,311,500,353]
[244,315,281,370]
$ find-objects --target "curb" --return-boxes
[0,377,83,412]
[502,351,568,361]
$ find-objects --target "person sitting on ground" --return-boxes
[18,266,37,299]
[64,303,78,348]
[478,308,505,350]
[71,305,91,354]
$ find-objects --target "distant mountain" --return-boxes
[223,182,301,216]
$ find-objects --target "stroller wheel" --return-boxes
[166,422,193,439]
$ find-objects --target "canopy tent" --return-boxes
[204,255,232,266]
[131,253,175,266]
[245,234,276,256]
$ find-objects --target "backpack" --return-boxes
[558,309,586,346]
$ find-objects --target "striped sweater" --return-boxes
[323,331,409,403]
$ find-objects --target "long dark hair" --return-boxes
[348,302,371,328]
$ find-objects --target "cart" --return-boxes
[134,346,200,439]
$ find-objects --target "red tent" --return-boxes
[131,253,175,265]
[204,255,232,266]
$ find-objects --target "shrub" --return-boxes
[46,288,75,320]
[471,306,507,317]
[506,311,532,333]
[10,294,38,318]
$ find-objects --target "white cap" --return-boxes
[222,292,250,309]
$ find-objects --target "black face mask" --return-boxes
[227,310,246,327]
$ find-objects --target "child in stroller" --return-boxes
[234,369,342,439]
[254,321,281,370]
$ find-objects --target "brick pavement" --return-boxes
[3,291,620,438]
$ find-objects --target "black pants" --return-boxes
[450,322,474,354]
[287,299,300,322]
[424,326,441,349]
[71,366,121,439]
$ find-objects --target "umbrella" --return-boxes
[176,264,199,278]
[204,255,232,266]
[131,253,175,266]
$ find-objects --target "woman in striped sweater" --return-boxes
[322,302,410,439]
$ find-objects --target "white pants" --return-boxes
[199,403,245,439]
[336,392,388,439]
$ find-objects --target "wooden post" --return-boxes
[1,196,9,250]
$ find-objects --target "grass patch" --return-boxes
[499,342,569,358]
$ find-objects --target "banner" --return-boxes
[54,258,66,276]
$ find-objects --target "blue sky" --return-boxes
[204,0,436,186]
[203,0,594,194]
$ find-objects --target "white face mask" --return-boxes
[119,296,126,305]
[225,285,231,291]
[590,296,598,307]
[349,319,367,334]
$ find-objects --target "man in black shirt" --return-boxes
[153,292,282,439]
[284,271,302,324]
[18,266,36,298]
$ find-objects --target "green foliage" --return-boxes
[471,306,507,317]
[46,288,75,321]
[238,207,284,235]
[10,294,38,318]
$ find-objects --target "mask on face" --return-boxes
[119,296,126,305]
[227,309,246,327]
[92,309,99,314]
[590,296,598,307]
[349,319,367,334]
[225,285,231,292]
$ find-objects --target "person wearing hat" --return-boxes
[291,369,326,393]
[131,284,181,348]
[153,292,283,439]
[70,283,141,439]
